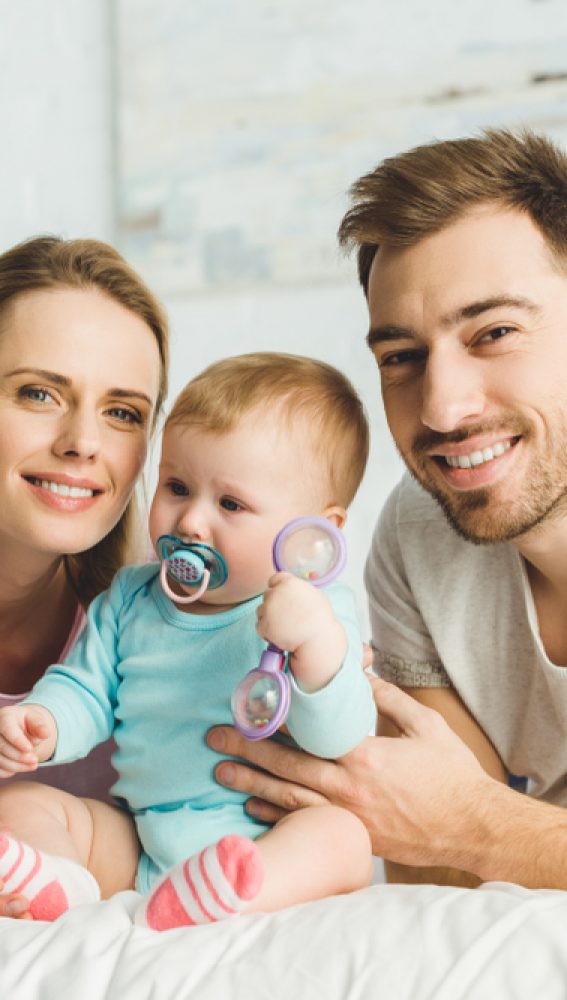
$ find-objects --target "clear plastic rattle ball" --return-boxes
[273,517,346,585]
[231,670,284,732]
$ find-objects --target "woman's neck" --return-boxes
[0,551,79,695]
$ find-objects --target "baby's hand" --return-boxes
[257,572,335,651]
[256,573,347,691]
[0,705,57,778]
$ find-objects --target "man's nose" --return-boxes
[420,348,485,434]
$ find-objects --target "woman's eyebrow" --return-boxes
[5,367,153,405]
[5,366,71,386]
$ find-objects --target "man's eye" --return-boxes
[478,326,514,344]
[378,350,425,368]
[220,497,241,512]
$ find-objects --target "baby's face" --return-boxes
[149,411,339,610]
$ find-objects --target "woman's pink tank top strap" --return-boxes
[57,602,87,662]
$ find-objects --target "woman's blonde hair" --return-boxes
[338,128,567,294]
[0,235,169,605]
[167,352,369,507]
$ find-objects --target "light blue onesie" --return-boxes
[28,564,375,892]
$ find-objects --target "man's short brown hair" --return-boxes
[338,128,567,294]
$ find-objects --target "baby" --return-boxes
[0,352,375,931]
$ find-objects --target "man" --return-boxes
[207,128,567,889]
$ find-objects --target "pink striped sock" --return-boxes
[135,834,264,931]
[0,832,100,921]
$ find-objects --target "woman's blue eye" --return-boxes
[19,386,52,403]
[108,407,141,424]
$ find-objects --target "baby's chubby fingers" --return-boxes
[0,705,54,763]
[0,715,35,755]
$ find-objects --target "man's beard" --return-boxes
[402,415,567,544]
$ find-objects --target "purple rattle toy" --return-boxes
[231,516,347,741]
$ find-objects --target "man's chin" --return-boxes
[407,467,519,544]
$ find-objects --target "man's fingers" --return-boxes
[244,798,289,825]
[213,760,327,810]
[368,675,431,737]
[362,643,373,670]
[208,726,330,788]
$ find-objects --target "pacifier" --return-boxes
[231,516,346,740]
[156,534,228,605]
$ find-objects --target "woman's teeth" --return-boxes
[29,477,94,498]
[445,440,512,469]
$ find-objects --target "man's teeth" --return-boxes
[30,478,94,498]
[445,441,512,469]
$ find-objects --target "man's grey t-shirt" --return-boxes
[366,472,567,806]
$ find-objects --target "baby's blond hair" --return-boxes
[167,352,369,507]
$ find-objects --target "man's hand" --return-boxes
[208,676,498,871]
[0,704,56,778]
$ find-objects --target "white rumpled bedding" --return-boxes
[0,880,565,1000]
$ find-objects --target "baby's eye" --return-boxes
[167,480,189,497]
[220,497,242,512]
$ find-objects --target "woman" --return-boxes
[0,235,169,915]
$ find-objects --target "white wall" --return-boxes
[0,0,113,249]
[115,0,567,630]
[2,3,567,630]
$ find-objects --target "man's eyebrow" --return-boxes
[442,295,542,326]
[366,326,416,349]
[366,296,542,348]
[5,368,153,406]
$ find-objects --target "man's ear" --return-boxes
[320,505,347,529]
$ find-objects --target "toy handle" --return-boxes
[258,643,285,672]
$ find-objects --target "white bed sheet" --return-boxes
[0,881,565,1000]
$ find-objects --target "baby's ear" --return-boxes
[320,505,347,529]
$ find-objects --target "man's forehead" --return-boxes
[366,206,560,326]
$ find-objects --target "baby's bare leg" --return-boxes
[137,806,373,931]
[251,804,373,912]
[0,782,139,903]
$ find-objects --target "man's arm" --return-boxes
[208,676,567,889]
[378,685,507,888]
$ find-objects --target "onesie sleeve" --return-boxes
[23,570,128,763]
[285,583,376,758]
[364,484,450,688]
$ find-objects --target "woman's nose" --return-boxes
[52,407,101,461]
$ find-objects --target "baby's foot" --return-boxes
[0,832,100,921]
[136,834,264,931]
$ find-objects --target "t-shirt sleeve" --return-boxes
[23,571,127,763]
[285,583,376,758]
[364,484,451,689]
